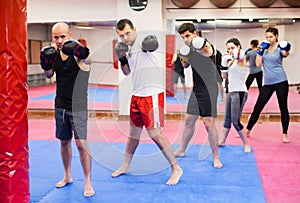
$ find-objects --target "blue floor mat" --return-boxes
[30,87,119,103]
[29,141,265,203]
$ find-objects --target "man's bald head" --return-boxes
[51,22,72,50]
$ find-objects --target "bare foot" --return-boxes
[174,149,185,157]
[283,136,290,143]
[165,167,183,185]
[84,181,95,197]
[244,144,251,153]
[213,159,223,169]
[55,177,73,188]
[111,166,129,178]
[218,135,226,146]
[218,142,226,147]
[245,129,251,137]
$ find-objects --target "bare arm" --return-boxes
[171,53,177,64]
[77,53,92,71]
[121,64,131,75]
[181,61,190,69]
[44,68,54,78]
[256,54,263,67]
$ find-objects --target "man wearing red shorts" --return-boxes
[112,18,183,185]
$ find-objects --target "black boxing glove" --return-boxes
[141,35,159,52]
[115,42,129,66]
[40,46,58,71]
[62,40,90,59]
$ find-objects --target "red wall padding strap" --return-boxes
[0,0,29,202]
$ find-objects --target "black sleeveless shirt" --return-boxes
[54,52,90,111]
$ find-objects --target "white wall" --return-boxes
[27,0,118,23]
[284,23,300,84]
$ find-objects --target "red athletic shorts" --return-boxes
[130,92,164,130]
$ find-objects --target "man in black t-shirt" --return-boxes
[39,22,94,197]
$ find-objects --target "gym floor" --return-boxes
[28,85,300,203]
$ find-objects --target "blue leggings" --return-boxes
[223,91,248,131]
[246,81,290,134]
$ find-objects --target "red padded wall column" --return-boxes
[165,34,176,96]
[113,39,119,69]
[0,0,29,202]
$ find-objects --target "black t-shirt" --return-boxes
[54,52,89,111]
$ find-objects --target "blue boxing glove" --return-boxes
[141,35,159,52]
[62,40,90,59]
[278,41,291,51]
[256,40,270,56]
[40,46,58,71]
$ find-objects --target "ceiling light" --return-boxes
[258,19,269,23]
[72,26,95,30]
[207,19,242,24]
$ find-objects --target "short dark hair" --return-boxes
[250,39,259,48]
[116,19,134,31]
[226,38,242,49]
[178,23,196,34]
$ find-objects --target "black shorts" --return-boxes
[187,90,217,118]
[55,108,88,140]
[173,72,185,84]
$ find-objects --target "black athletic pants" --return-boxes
[247,80,290,134]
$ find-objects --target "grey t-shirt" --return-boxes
[246,49,262,74]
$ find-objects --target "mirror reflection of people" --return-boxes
[245,39,263,92]
[172,49,187,98]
